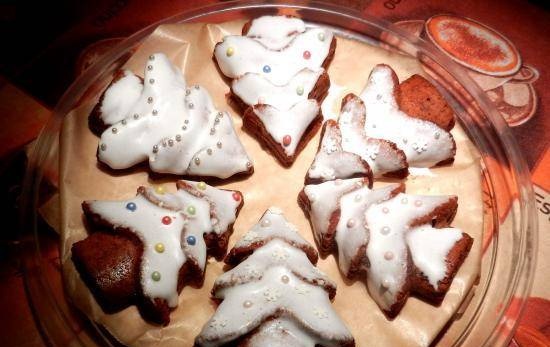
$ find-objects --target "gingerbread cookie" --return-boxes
[306,94,408,182]
[359,64,456,168]
[300,179,472,318]
[91,52,253,179]
[72,180,244,325]
[213,16,336,166]
[194,208,355,347]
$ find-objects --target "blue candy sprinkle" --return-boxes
[126,202,137,211]
[263,65,271,73]
[186,235,196,246]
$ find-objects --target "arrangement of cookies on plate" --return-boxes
[68,15,476,347]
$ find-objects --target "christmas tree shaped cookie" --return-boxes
[214,15,336,166]
[90,52,253,179]
[194,208,355,347]
[299,179,472,317]
[71,180,243,325]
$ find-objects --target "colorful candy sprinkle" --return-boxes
[151,271,161,281]
[263,65,271,73]
[303,50,311,59]
[226,47,234,57]
[318,32,325,41]
[126,202,137,211]
[155,185,166,195]
[162,216,172,225]
[154,243,165,253]
[296,85,304,96]
[282,135,292,147]
[232,192,241,202]
[187,205,196,215]
[186,235,196,246]
[197,182,207,190]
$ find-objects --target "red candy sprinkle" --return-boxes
[162,216,172,225]
[283,135,292,146]
[303,50,311,59]
[232,192,241,202]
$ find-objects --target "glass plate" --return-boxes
[20,1,538,346]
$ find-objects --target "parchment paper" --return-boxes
[60,20,483,347]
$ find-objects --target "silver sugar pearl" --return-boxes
[261,219,271,227]
[184,119,189,124]
[217,111,223,118]
[149,78,155,84]
[434,131,441,139]
[210,128,216,135]
[194,157,200,165]
[149,55,155,61]
[207,148,212,155]
[152,145,158,153]
[121,119,127,125]
[133,113,139,119]
[194,85,200,89]
[147,96,153,103]
[281,275,289,284]
[214,118,220,124]
[100,143,107,151]
[188,102,194,109]
[112,128,118,134]
[176,134,182,142]
[168,139,174,147]
[152,109,158,116]
[185,89,191,96]
[147,65,153,71]
[182,125,187,130]
[217,141,222,148]
[243,300,253,308]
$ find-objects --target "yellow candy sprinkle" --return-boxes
[226,47,235,57]
[154,243,165,253]
[154,185,166,195]
[197,182,207,190]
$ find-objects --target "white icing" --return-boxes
[232,69,322,110]
[100,70,143,125]
[214,27,333,85]
[97,53,252,178]
[364,192,457,310]
[196,209,353,347]
[86,193,186,306]
[406,225,463,288]
[307,121,370,182]
[335,184,401,276]
[215,239,334,295]
[252,100,319,156]
[338,95,408,177]
[303,178,365,247]
[245,15,306,50]
[84,181,241,306]
[235,209,313,253]
[359,65,455,167]
[215,16,333,159]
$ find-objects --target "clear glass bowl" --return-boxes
[20,1,538,346]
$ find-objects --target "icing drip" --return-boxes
[245,15,306,50]
[359,65,455,167]
[97,53,252,178]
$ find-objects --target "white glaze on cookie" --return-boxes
[232,69,323,110]
[338,95,408,176]
[245,15,306,50]
[364,193,460,310]
[100,70,143,125]
[84,181,241,306]
[359,65,455,167]
[195,209,354,347]
[335,184,401,276]
[214,27,333,85]
[97,53,252,178]
[252,100,319,156]
[235,208,314,253]
[406,225,463,287]
[302,178,366,247]
[307,121,371,182]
